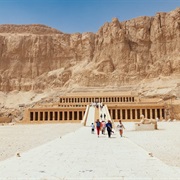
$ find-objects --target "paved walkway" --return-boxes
[0,127,180,179]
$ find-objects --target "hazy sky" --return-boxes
[0,0,179,34]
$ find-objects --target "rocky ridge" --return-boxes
[0,8,179,111]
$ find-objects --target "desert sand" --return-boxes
[123,121,180,168]
[0,121,180,169]
[0,121,180,179]
[0,123,82,161]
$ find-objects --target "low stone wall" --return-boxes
[134,123,156,131]
[0,117,12,123]
[172,104,180,120]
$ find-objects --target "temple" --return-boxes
[23,92,166,125]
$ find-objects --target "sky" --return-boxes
[0,0,179,34]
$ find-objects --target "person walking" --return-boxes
[101,121,106,135]
[96,119,101,137]
[100,114,103,121]
[106,120,112,138]
[104,113,106,120]
[117,120,125,137]
[91,123,95,134]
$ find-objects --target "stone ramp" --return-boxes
[0,127,180,179]
[85,106,95,126]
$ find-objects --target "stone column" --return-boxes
[120,109,122,119]
[47,111,50,121]
[135,109,137,120]
[115,109,117,120]
[57,111,59,121]
[155,109,157,119]
[150,109,152,119]
[130,109,132,120]
[145,109,147,118]
[160,109,163,120]
[140,109,142,117]
[67,111,69,120]
[62,111,64,121]
[125,109,127,120]
[77,111,79,120]
[72,111,74,120]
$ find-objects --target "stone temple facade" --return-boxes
[23,92,166,125]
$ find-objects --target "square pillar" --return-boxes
[48,111,50,121]
[130,109,132,120]
[125,109,127,120]
[140,109,142,116]
[77,111,79,120]
[72,111,74,120]
[145,109,147,118]
[120,109,122,119]
[150,109,152,119]
[67,111,69,120]
[135,109,137,120]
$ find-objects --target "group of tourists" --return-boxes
[91,119,125,138]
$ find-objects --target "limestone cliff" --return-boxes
[0,8,179,99]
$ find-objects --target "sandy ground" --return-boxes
[0,123,82,161]
[118,121,180,168]
[0,121,180,169]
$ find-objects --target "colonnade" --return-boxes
[29,110,85,122]
[109,108,165,120]
[60,96,135,104]
[28,107,165,122]
[24,93,166,122]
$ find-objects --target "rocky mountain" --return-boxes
[0,8,179,104]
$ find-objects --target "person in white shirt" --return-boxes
[91,123,95,134]
[117,120,125,137]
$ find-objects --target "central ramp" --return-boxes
[84,104,114,126]
[0,127,179,178]
[85,106,95,126]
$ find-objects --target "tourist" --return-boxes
[96,119,101,137]
[91,123,95,134]
[101,121,106,135]
[117,120,125,137]
[106,120,112,138]
[100,114,103,120]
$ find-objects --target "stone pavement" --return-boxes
[0,127,180,179]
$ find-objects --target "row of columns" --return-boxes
[30,111,85,121]
[109,108,165,120]
[60,96,135,103]
[29,108,165,122]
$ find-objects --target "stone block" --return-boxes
[134,123,156,131]
[0,117,12,123]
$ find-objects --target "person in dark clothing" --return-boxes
[106,120,112,138]
[100,114,103,120]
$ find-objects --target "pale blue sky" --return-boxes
[0,0,179,33]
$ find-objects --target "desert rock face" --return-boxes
[0,8,179,101]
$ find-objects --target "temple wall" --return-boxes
[22,93,166,123]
